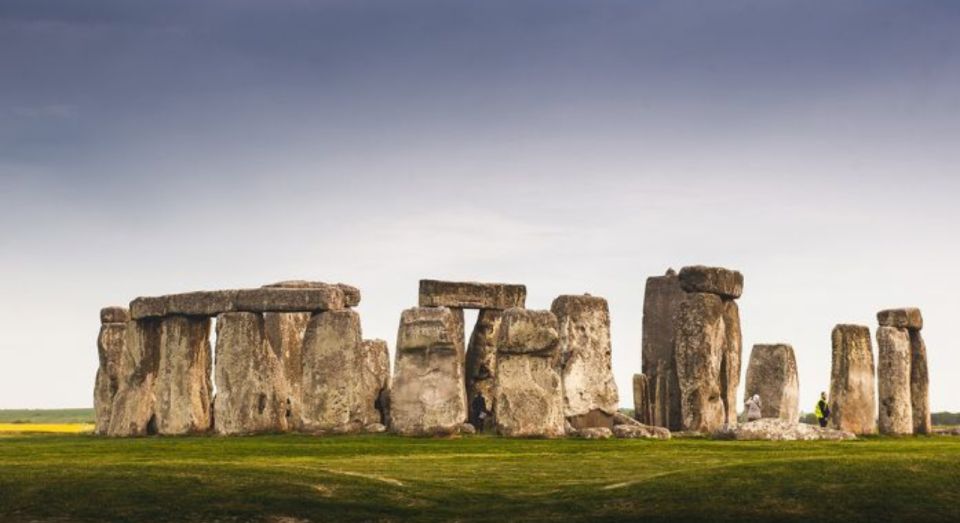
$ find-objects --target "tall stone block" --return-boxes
[494,309,565,438]
[154,316,213,435]
[263,311,311,429]
[300,309,365,433]
[720,300,742,425]
[551,295,619,429]
[358,339,391,427]
[94,309,128,435]
[213,313,289,435]
[632,373,653,425]
[641,271,685,430]
[674,292,726,433]
[466,309,501,428]
[107,318,162,436]
[744,344,799,422]
[391,307,467,436]
[877,326,913,435]
[909,330,931,434]
[829,325,876,435]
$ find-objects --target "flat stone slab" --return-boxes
[100,307,130,324]
[419,279,526,309]
[678,265,744,299]
[877,308,923,330]
[713,419,856,441]
[262,281,361,307]
[130,287,346,319]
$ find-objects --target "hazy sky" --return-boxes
[2,0,958,412]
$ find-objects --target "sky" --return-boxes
[1,0,958,412]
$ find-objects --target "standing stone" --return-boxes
[94,309,128,435]
[632,373,653,425]
[494,308,565,438]
[263,311,311,430]
[876,326,913,435]
[300,309,365,433]
[910,329,931,434]
[744,344,799,422]
[357,339,391,427]
[154,316,213,435]
[674,292,726,433]
[720,300,742,425]
[642,270,685,430]
[551,295,619,429]
[466,309,501,430]
[391,307,467,436]
[829,325,877,435]
[213,313,289,435]
[107,319,162,436]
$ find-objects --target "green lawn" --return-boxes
[0,408,94,424]
[1,434,958,522]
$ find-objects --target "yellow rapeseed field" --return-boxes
[0,423,94,434]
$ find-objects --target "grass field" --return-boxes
[1,433,958,522]
[0,408,94,424]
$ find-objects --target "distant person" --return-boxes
[815,392,831,428]
[745,394,763,422]
[470,392,491,431]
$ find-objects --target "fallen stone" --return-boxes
[213,312,289,435]
[877,308,923,330]
[829,324,877,435]
[262,312,311,430]
[262,281,361,307]
[632,374,654,425]
[94,322,127,435]
[236,287,345,313]
[744,344,800,422]
[300,309,365,433]
[107,319,162,436]
[674,292,726,433]
[358,339,390,426]
[390,307,467,436]
[720,300,742,425]
[459,423,477,435]
[153,316,213,435]
[364,423,387,433]
[612,411,641,426]
[877,326,913,435]
[910,330,931,435]
[100,307,130,324]
[678,265,744,299]
[418,280,526,310]
[551,295,619,429]
[612,424,671,440]
[641,270,685,430]
[466,309,501,430]
[713,419,856,441]
[576,427,613,439]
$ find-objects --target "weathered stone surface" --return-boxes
[466,309,501,430]
[365,423,387,433]
[575,427,613,439]
[213,313,288,435]
[262,281,361,307]
[744,344,799,422]
[129,296,167,320]
[829,324,877,435]
[877,326,913,435]
[459,422,477,435]
[418,280,526,310]
[678,265,744,299]
[263,312,311,430]
[497,308,559,354]
[94,322,127,434]
[154,316,213,435]
[910,330,931,435]
[131,291,239,319]
[720,300,742,425]
[236,287,345,313]
[632,374,653,425]
[300,309,365,433]
[552,295,619,429]
[358,339,390,426]
[674,292,726,433]
[713,419,856,441]
[391,307,467,436]
[100,307,130,324]
[642,271,685,430]
[107,319,162,436]
[612,424,671,440]
[877,308,923,330]
[494,309,564,438]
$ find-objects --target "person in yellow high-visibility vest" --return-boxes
[815,392,831,428]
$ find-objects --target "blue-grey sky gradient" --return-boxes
[1,0,958,411]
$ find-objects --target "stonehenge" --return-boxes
[744,344,799,422]
[829,325,877,435]
[877,308,930,435]
[640,266,743,433]
[94,272,934,441]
